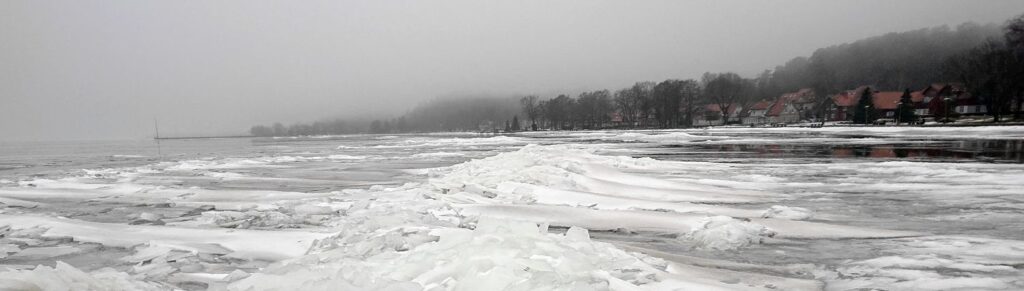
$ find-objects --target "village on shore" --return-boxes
[690,84,1009,128]
[494,83,1022,134]
[251,15,1023,137]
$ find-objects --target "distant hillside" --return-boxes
[400,96,521,132]
[251,21,1013,135]
[766,22,1003,95]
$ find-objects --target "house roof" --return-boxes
[832,92,859,107]
[921,83,967,97]
[766,98,795,116]
[779,88,815,103]
[704,104,739,114]
[749,100,773,110]
[922,83,947,95]
[872,91,904,110]
[911,91,925,103]
[851,86,872,97]
[832,89,922,110]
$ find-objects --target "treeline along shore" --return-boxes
[251,16,1024,137]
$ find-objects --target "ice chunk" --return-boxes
[224,269,251,282]
[6,245,83,260]
[292,204,334,216]
[229,218,668,290]
[429,144,770,205]
[0,215,331,261]
[137,212,163,221]
[855,255,1014,273]
[0,197,44,208]
[760,205,813,220]
[327,154,366,160]
[411,152,465,158]
[0,261,166,290]
[609,132,729,143]
[565,226,590,241]
[683,216,775,250]
[0,243,20,259]
[196,210,305,229]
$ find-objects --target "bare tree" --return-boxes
[543,94,574,130]
[576,90,613,129]
[1006,14,1024,53]
[945,40,1020,122]
[632,82,656,127]
[702,72,752,124]
[613,82,654,128]
[614,89,638,127]
[678,79,702,127]
[1005,14,1024,119]
[520,95,541,130]
[653,80,687,128]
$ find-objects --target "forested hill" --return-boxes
[399,96,521,132]
[251,21,1010,136]
[381,22,1007,133]
[766,22,1002,96]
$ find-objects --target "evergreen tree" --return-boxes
[511,115,520,131]
[396,117,408,132]
[504,120,511,132]
[897,88,917,124]
[853,87,876,124]
[370,120,383,133]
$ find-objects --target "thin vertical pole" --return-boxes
[154,118,163,159]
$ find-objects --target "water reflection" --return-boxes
[691,139,1024,163]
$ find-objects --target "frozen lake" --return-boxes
[1,126,1023,290]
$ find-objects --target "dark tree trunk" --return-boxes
[1015,92,1023,120]
[990,97,1001,122]
[685,98,694,128]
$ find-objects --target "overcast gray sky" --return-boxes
[2,0,1023,141]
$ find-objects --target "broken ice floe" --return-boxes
[682,216,776,251]
[761,205,813,220]
[228,218,668,290]
[5,132,1014,290]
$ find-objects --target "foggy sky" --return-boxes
[3,0,1023,141]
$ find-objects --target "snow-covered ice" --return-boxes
[1,128,1023,290]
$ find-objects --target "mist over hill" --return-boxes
[766,22,1002,95]
[254,19,1014,135]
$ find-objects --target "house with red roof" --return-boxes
[697,103,742,126]
[828,83,987,122]
[871,91,907,120]
[739,89,816,125]
[779,88,817,120]
[741,100,773,125]
[610,111,623,123]
[766,98,801,124]
[829,86,918,122]
[918,83,949,116]
[921,83,984,119]
[829,86,870,121]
